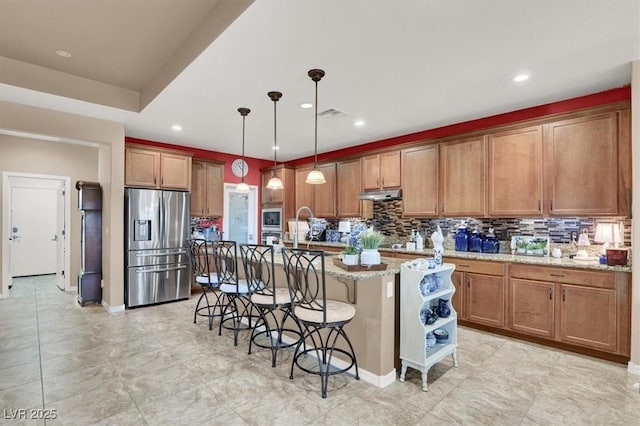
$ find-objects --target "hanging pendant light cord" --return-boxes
[273,97,277,174]
[237,107,250,182]
[314,78,319,169]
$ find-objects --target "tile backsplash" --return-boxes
[325,199,631,247]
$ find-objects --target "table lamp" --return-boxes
[338,221,351,243]
[593,222,622,253]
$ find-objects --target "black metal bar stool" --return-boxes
[239,244,304,367]
[281,248,360,398]
[188,238,225,330]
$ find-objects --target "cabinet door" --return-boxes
[451,271,466,319]
[441,137,486,216]
[402,145,438,217]
[509,278,554,338]
[160,153,191,190]
[559,284,617,352]
[125,148,159,187]
[337,159,361,217]
[380,151,401,188]
[466,273,505,328]
[191,161,206,216]
[262,169,285,204]
[545,112,618,215]
[314,163,336,218]
[488,126,543,216]
[362,154,380,190]
[205,163,224,218]
[295,167,314,219]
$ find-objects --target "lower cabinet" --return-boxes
[509,264,627,356]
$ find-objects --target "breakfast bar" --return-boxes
[272,252,404,388]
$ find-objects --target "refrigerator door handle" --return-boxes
[135,265,187,274]
[134,250,187,257]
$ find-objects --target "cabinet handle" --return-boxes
[458,264,469,268]
[538,200,541,211]
[382,177,385,186]
[550,273,564,278]
[550,199,554,211]
[562,289,566,302]
[467,278,471,288]
[154,177,157,185]
[549,287,553,300]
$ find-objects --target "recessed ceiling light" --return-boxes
[354,120,365,127]
[272,145,280,150]
[299,102,313,109]
[171,124,182,131]
[55,50,71,58]
[513,73,530,82]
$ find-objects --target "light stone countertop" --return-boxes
[282,240,631,273]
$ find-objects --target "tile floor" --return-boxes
[1,275,639,425]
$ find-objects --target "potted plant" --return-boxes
[342,245,359,265]
[359,229,385,265]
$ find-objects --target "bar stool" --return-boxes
[213,240,260,346]
[239,244,304,367]
[188,238,224,330]
[281,248,360,398]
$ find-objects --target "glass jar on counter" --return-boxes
[454,223,469,252]
[482,227,500,253]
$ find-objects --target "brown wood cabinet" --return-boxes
[401,145,438,217]
[444,258,505,328]
[337,158,362,217]
[191,159,224,217]
[544,112,619,216]
[362,151,401,190]
[440,137,486,217]
[488,126,543,216]
[125,145,192,190]
[294,164,336,218]
[509,264,628,355]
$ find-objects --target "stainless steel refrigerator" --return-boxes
[124,188,191,308]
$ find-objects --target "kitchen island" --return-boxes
[272,251,403,388]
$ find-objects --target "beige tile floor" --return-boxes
[1,275,639,425]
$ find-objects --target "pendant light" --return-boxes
[236,107,250,193]
[266,91,284,190]
[305,68,326,184]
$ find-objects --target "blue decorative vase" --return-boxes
[349,223,368,253]
[436,298,451,318]
[419,275,430,296]
[426,332,436,349]
[455,226,469,251]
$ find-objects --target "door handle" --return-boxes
[52,234,58,241]
[12,234,21,240]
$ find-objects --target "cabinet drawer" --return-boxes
[444,258,504,276]
[509,264,614,289]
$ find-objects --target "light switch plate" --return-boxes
[386,281,394,298]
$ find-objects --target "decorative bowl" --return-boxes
[433,328,448,344]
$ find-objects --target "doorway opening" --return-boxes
[2,172,71,297]
[223,184,258,244]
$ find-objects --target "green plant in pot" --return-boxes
[359,230,385,265]
[342,245,359,266]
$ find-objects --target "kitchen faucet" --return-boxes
[294,206,314,249]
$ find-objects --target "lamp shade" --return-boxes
[236,181,250,193]
[594,222,621,244]
[306,169,326,184]
[266,176,283,190]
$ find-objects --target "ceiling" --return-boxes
[1,0,639,162]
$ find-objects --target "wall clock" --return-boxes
[231,158,249,178]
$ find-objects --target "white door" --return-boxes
[10,186,58,276]
[223,184,258,244]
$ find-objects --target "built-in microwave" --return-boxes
[261,207,283,231]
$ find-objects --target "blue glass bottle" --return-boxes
[482,227,500,253]
[469,227,483,252]
[454,223,469,252]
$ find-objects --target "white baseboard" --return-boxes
[628,361,640,376]
[102,300,125,313]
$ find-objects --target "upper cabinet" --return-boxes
[362,151,401,190]
[191,159,224,218]
[488,126,543,216]
[261,166,296,222]
[125,146,192,191]
[294,164,337,218]
[402,145,438,217]
[544,112,620,216]
[337,158,363,217]
[440,137,486,217]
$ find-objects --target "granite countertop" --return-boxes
[272,251,403,280]
[282,239,631,273]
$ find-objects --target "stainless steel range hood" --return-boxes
[358,188,402,201]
